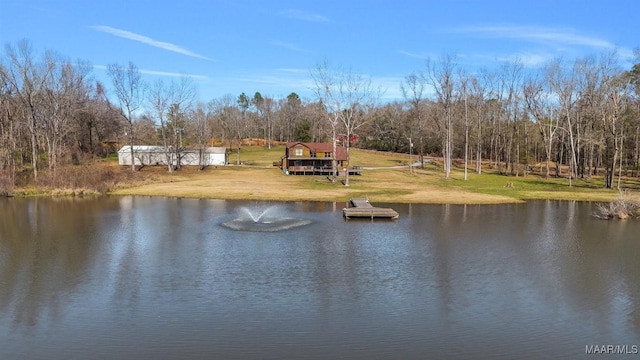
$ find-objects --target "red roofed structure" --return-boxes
[280,142,359,175]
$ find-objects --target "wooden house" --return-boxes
[280,142,360,175]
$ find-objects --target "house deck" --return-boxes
[287,166,362,176]
[343,198,399,220]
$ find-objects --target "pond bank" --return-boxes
[108,166,629,205]
[6,160,636,205]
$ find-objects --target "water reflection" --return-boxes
[0,197,639,359]
[0,197,118,328]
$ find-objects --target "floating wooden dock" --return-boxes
[343,198,399,220]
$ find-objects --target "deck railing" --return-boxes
[287,166,361,175]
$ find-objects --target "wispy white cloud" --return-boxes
[90,25,211,60]
[398,50,430,60]
[211,68,317,98]
[370,76,404,100]
[617,47,636,62]
[450,25,615,49]
[270,40,308,53]
[275,68,308,74]
[234,73,313,89]
[437,24,640,69]
[178,68,404,102]
[281,9,329,23]
[94,64,211,81]
[507,52,553,67]
[464,52,553,68]
[139,69,211,81]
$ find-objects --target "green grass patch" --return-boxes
[236,145,286,166]
[349,149,413,167]
[434,167,621,202]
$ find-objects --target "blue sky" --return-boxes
[1,0,638,103]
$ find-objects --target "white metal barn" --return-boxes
[181,148,227,166]
[118,146,227,166]
[118,146,165,166]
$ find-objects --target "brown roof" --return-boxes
[286,142,347,161]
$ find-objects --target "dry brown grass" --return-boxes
[107,143,639,204]
[111,164,525,204]
[114,167,354,201]
[14,145,636,204]
[10,160,156,197]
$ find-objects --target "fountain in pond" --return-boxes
[220,205,312,232]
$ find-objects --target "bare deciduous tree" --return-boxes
[547,59,579,186]
[425,54,457,179]
[187,102,213,169]
[0,66,18,187]
[213,94,246,165]
[524,72,558,178]
[42,56,92,176]
[3,40,55,180]
[107,61,144,171]
[458,73,470,180]
[401,72,426,172]
[312,60,380,186]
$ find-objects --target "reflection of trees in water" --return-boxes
[1,198,639,341]
[423,201,640,339]
[540,200,640,336]
[0,197,121,327]
[109,197,220,314]
[534,201,636,334]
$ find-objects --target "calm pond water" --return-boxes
[0,196,639,359]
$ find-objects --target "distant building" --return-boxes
[181,148,227,166]
[280,142,359,175]
[118,146,227,167]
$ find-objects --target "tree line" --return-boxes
[1,39,639,191]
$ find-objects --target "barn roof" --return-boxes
[118,145,164,153]
[202,147,227,154]
[118,145,226,154]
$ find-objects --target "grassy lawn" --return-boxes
[228,145,286,166]
[437,170,621,202]
[106,145,640,204]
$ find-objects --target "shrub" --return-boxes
[593,190,640,220]
[32,162,142,195]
